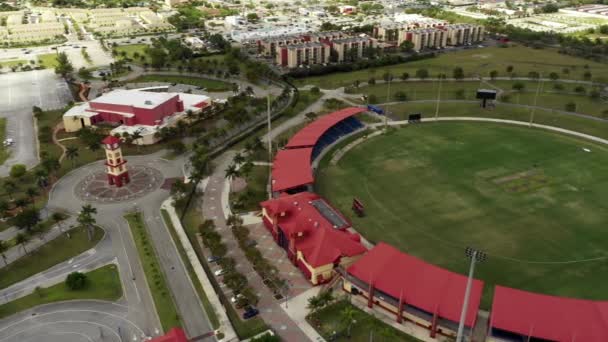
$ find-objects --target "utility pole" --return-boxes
[267,94,272,199]
[435,73,443,120]
[456,247,486,342]
[529,76,542,127]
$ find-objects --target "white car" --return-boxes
[3,138,14,146]
[231,294,244,303]
[214,268,226,277]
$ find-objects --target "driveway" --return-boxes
[0,70,72,175]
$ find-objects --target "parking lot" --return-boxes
[0,70,72,175]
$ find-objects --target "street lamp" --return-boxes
[456,247,487,342]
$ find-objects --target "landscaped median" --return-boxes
[0,264,122,319]
[124,212,181,332]
[160,199,235,341]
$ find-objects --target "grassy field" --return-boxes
[128,74,232,92]
[317,122,608,308]
[308,300,422,342]
[37,54,59,69]
[354,80,607,118]
[0,264,122,319]
[294,44,608,88]
[0,59,26,69]
[231,165,269,213]
[114,44,148,62]
[125,212,181,332]
[0,226,104,289]
[160,209,220,329]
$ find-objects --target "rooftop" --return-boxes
[92,89,177,109]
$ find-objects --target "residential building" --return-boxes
[332,36,375,62]
[401,27,448,51]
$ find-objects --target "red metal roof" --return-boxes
[491,286,608,342]
[150,328,188,342]
[285,107,365,148]
[260,192,366,267]
[271,148,314,192]
[102,135,121,145]
[347,243,484,327]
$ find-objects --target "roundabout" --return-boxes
[316,121,608,307]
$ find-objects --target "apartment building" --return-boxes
[398,23,484,51]
[277,42,330,68]
[445,24,484,45]
[402,28,448,51]
[332,36,375,62]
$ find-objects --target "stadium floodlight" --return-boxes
[456,247,487,342]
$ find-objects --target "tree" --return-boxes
[400,72,410,81]
[382,72,393,82]
[310,86,320,95]
[55,52,74,78]
[52,212,69,238]
[66,271,87,290]
[341,305,357,338]
[549,72,559,81]
[130,131,143,150]
[77,67,91,80]
[415,68,429,80]
[66,146,79,168]
[307,295,322,313]
[528,71,540,79]
[393,91,407,101]
[489,70,498,80]
[26,187,39,208]
[367,77,375,85]
[10,164,26,179]
[506,65,514,74]
[16,232,30,255]
[583,71,592,80]
[512,82,525,91]
[453,67,464,80]
[78,204,97,241]
[0,239,6,266]
[565,102,577,112]
[246,13,259,23]
[399,40,415,53]
[169,141,186,155]
[3,180,16,200]
[14,208,40,231]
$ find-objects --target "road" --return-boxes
[0,70,72,176]
[43,152,214,339]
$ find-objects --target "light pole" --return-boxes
[529,75,542,126]
[456,247,486,342]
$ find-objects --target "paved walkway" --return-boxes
[202,153,311,341]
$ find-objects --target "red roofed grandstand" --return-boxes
[489,286,608,342]
[271,148,314,193]
[342,243,484,339]
[260,192,367,285]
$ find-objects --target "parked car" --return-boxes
[214,268,226,277]
[242,306,259,319]
[3,138,14,146]
[207,255,221,263]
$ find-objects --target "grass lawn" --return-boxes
[0,59,26,69]
[114,44,148,62]
[231,165,269,213]
[0,226,104,289]
[294,44,608,89]
[385,101,608,141]
[354,80,607,118]
[125,212,181,332]
[37,54,59,69]
[308,300,422,342]
[0,118,10,165]
[317,122,608,308]
[128,74,232,92]
[0,264,122,319]
[160,209,220,329]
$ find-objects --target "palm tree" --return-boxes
[0,240,7,266]
[14,197,28,212]
[341,306,357,338]
[307,295,323,313]
[3,180,16,200]
[225,164,240,183]
[16,233,30,255]
[233,152,245,165]
[130,131,143,150]
[78,204,97,241]
[0,200,8,218]
[35,169,49,189]
[88,142,101,157]
[66,146,79,168]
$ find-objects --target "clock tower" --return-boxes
[102,136,130,187]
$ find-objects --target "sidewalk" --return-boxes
[160,198,237,342]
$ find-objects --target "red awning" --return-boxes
[285,107,365,148]
[271,148,313,192]
[490,286,608,342]
[150,328,189,342]
[347,243,484,327]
